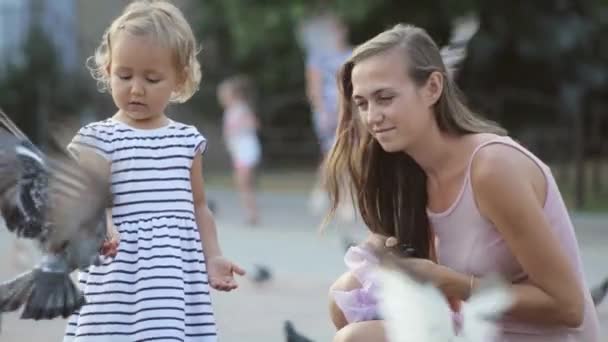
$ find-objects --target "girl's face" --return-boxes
[351,48,442,153]
[108,32,182,123]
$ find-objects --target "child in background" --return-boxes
[218,75,262,226]
[64,1,244,341]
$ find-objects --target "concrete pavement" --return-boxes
[0,187,606,341]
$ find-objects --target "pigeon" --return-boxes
[250,264,272,284]
[439,16,477,79]
[376,258,513,342]
[207,199,217,215]
[440,39,468,78]
[0,110,112,323]
[591,277,608,306]
[284,320,315,342]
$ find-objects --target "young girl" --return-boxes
[217,75,261,225]
[64,1,244,341]
[324,24,600,341]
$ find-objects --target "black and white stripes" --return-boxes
[64,119,214,342]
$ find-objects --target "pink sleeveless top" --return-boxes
[429,136,600,342]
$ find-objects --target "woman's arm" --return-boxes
[305,64,325,115]
[469,144,584,327]
[401,144,585,327]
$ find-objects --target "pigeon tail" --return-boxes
[591,277,608,306]
[0,268,85,320]
[284,320,315,342]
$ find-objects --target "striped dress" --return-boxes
[64,118,216,341]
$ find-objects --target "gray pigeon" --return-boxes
[0,110,112,323]
[591,277,608,306]
[284,320,314,342]
[250,264,272,284]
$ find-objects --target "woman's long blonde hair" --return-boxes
[324,24,505,259]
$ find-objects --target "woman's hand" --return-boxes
[379,236,473,301]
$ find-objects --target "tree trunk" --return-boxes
[592,158,602,195]
[564,84,586,210]
[574,114,585,209]
[591,105,605,195]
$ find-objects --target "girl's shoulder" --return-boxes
[77,118,121,136]
[168,120,207,156]
[69,119,118,161]
[168,119,202,135]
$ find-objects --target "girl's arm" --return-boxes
[190,151,245,291]
[251,111,261,131]
[190,152,221,259]
[243,107,260,131]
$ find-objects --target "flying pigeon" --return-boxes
[250,264,272,284]
[376,257,513,342]
[284,320,315,342]
[591,277,608,306]
[0,110,112,323]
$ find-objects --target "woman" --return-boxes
[300,12,354,221]
[324,24,600,341]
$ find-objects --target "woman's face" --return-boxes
[351,48,442,153]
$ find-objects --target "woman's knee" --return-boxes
[330,271,361,293]
[333,325,355,342]
[329,272,361,330]
[333,321,386,342]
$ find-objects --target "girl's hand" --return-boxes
[101,221,120,257]
[100,238,119,257]
[207,256,246,291]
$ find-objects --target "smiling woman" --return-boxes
[324,24,600,342]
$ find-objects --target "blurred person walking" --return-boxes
[218,75,262,226]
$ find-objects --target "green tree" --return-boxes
[456,0,608,208]
[0,23,89,145]
[191,0,474,164]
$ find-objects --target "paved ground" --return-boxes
[0,187,606,341]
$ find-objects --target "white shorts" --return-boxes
[227,134,261,169]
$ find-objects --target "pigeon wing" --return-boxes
[458,276,513,342]
[376,267,455,342]
[0,130,50,239]
[43,140,112,253]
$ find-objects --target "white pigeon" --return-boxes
[376,268,513,342]
[439,15,478,78]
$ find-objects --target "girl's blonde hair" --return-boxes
[88,0,201,103]
[324,24,506,259]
